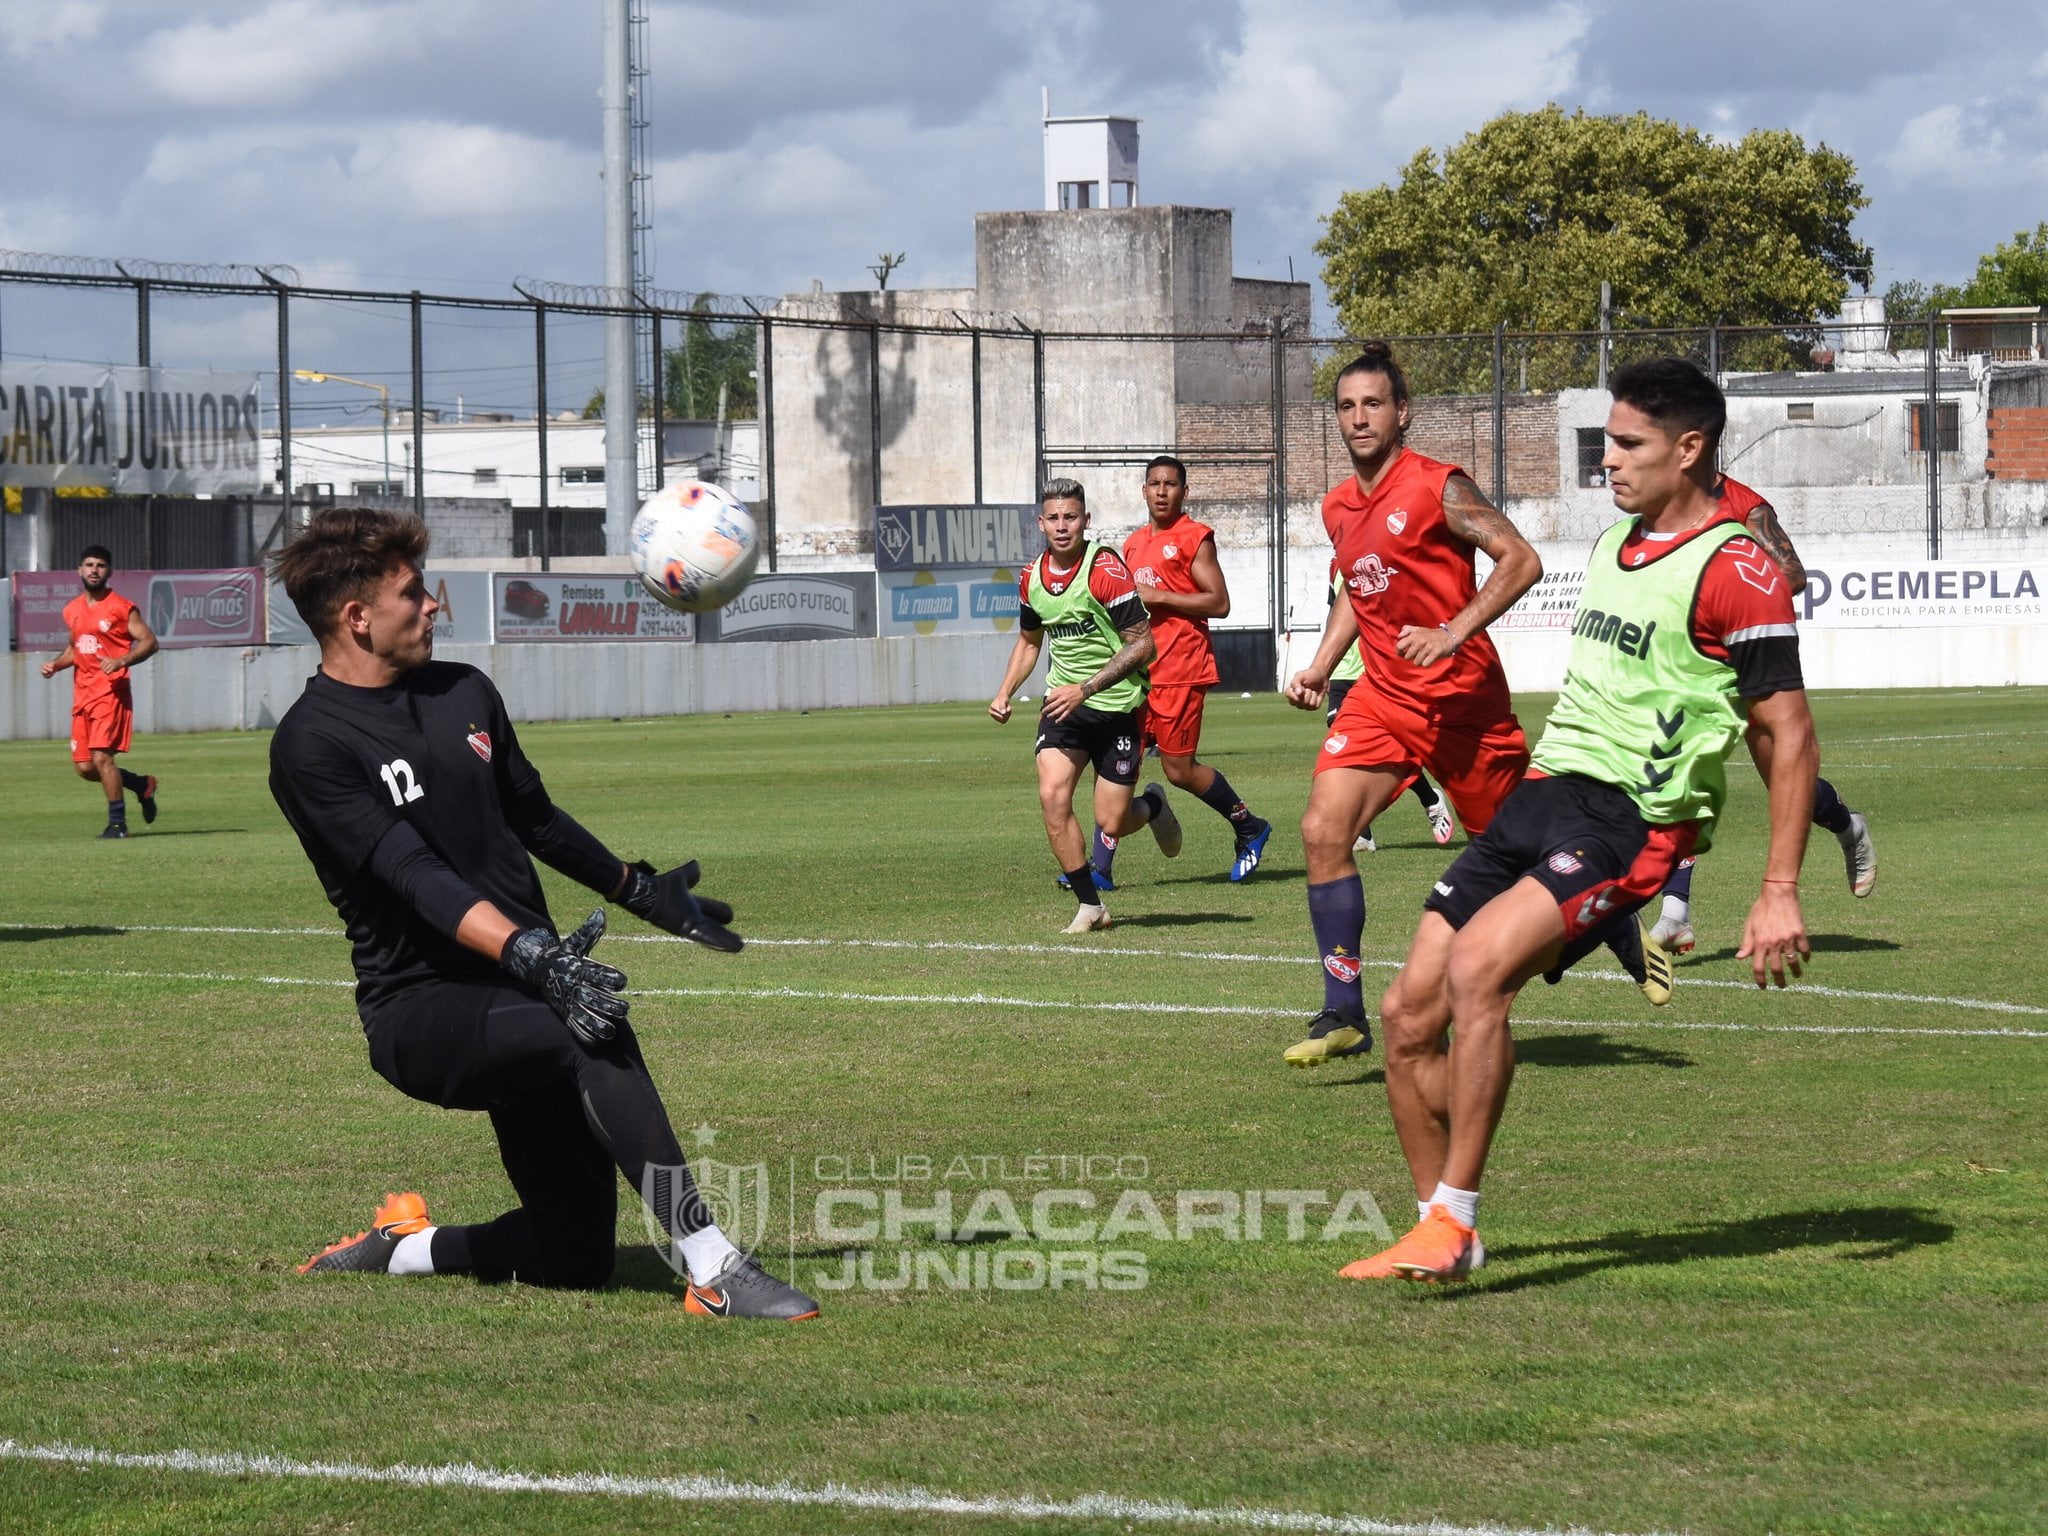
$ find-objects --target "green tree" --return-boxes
[1316,106,1871,388]
[663,295,758,420]
[1948,222,2048,308]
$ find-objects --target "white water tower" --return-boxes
[1042,89,1138,211]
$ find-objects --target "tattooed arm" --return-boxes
[1043,617,1156,722]
[1394,473,1543,666]
[1744,497,1807,591]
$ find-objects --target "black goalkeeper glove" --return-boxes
[617,858,743,953]
[501,908,631,1046]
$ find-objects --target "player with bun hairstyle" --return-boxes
[1280,342,1545,1067]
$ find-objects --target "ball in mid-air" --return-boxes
[630,480,761,614]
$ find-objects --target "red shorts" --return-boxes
[1314,685,1528,835]
[1142,685,1208,758]
[72,693,134,762]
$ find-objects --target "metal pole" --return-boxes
[410,290,425,522]
[970,326,984,505]
[600,0,639,553]
[535,300,551,571]
[275,285,292,521]
[1926,314,1941,560]
[1707,320,1720,377]
[650,308,665,492]
[868,321,883,512]
[1032,329,1047,494]
[759,315,776,571]
[1270,321,1287,643]
[1597,280,1612,389]
[1491,321,1507,505]
[136,280,151,368]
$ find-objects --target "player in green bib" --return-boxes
[1340,358,1822,1286]
[991,479,1181,932]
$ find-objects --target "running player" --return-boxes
[40,546,160,838]
[990,478,1180,933]
[1279,343,1543,1067]
[1323,567,1455,854]
[272,507,816,1320]
[1648,474,1876,951]
[1092,455,1273,884]
[1344,357,1818,1284]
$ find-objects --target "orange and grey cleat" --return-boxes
[683,1252,820,1321]
[1341,1205,1485,1284]
[298,1191,431,1274]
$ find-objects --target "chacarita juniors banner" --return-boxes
[0,365,264,495]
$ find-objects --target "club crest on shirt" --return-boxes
[1162,543,1178,560]
[100,619,113,632]
[466,730,492,762]
[1386,510,1407,536]
[1323,733,1349,754]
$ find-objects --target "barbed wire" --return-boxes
[0,248,299,286]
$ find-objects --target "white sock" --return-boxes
[1428,1181,1481,1229]
[679,1222,741,1284]
[1660,894,1690,925]
[1417,1200,1432,1224]
[388,1227,437,1275]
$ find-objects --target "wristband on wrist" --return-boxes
[1762,877,1799,886]
[1438,623,1459,650]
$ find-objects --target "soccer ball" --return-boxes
[630,480,761,614]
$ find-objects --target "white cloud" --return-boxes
[1888,104,1972,182]
[135,0,475,106]
[0,0,105,60]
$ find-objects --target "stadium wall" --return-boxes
[0,632,1024,741]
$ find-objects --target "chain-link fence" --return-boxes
[5,254,2043,636]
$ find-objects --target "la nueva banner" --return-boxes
[0,364,264,495]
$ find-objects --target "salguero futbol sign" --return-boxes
[873,504,1042,571]
[0,365,263,495]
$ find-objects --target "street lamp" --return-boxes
[293,370,393,495]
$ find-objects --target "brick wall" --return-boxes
[1987,406,2048,480]
[1175,394,1561,503]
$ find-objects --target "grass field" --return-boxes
[1,685,2044,1535]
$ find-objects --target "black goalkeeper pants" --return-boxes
[363,981,710,1289]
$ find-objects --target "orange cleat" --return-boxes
[298,1191,431,1274]
[1342,1205,1485,1284]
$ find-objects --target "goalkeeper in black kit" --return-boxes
[269,507,817,1321]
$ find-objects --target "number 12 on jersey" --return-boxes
[379,758,426,805]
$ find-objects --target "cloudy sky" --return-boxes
[2,0,2045,399]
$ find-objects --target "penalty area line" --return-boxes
[0,1437,1667,1536]
[16,968,2048,1039]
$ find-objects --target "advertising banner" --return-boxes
[1494,565,1588,632]
[493,572,695,642]
[267,570,494,647]
[0,365,264,495]
[873,504,1041,571]
[877,567,1023,637]
[13,567,263,650]
[1798,562,2043,628]
[698,573,875,643]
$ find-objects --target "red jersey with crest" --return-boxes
[61,590,139,706]
[1122,513,1219,689]
[1321,450,1510,724]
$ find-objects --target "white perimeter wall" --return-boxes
[1,633,1028,741]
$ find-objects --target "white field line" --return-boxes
[0,1437,1667,1536]
[9,922,2044,1021]
[22,967,2048,1040]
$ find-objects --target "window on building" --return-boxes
[1058,180,1097,210]
[1109,180,1135,208]
[560,465,604,484]
[1786,402,1815,421]
[1575,427,1608,488]
[351,479,404,497]
[474,467,499,485]
[1908,401,1961,453]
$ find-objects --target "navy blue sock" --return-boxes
[106,799,127,825]
[1091,825,1118,874]
[1307,875,1367,1015]
[1196,771,1254,826]
[1812,777,1852,836]
[1663,856,1695,902]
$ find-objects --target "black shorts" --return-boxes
[1325,677,1356,727]
[1035,703,1144,785]
[1423,773,1698,939]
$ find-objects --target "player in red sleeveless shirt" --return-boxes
[1280,345,1542,1067]
[1645,474,1877,952]
[40,546,161,838]
[1084,456,1273,885]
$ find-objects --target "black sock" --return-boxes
[120,768,149,795]
[1812,776,1853,836]
[429,1224,475,1274]
[1196,771,1255,826]
[1410,775,1441,809]
[106,799,127,824]
[1066,866,1102,906]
